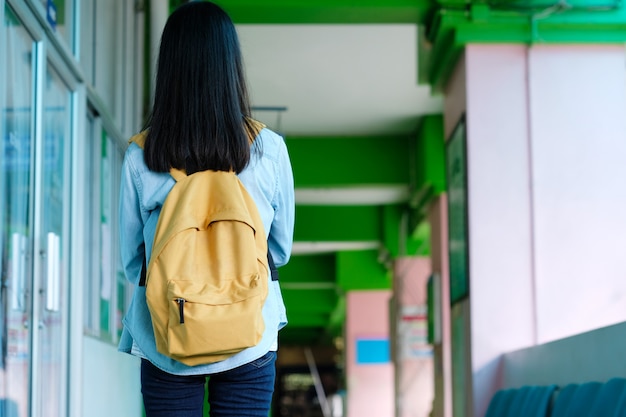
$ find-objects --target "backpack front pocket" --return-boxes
[164,279,265,366]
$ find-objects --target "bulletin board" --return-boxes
[446,116,470,305]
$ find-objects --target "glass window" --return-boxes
[101,133,125,343]
[83,123,128,343]
[40,0,75,53]
[83,113,99,335]
[111,145,127,341]
[1,5,35,417]
[99,131,113,339]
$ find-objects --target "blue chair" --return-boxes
[612,383,626,417]
[484,388,518,417]
[517,385,557,417]
[587,378,626,417]
[551,384,580,417]
[554,381,602,417]
[504,386,533,417]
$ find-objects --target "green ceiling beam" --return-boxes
[336,249,391,291]
[286,136,410,187]
[211,0,435,24]
[422,1,626,89]
[294,205,382,242]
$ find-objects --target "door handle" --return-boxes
[45,232,61,312]
[10,233,27,311]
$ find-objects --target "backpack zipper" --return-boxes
[175,298,186,324]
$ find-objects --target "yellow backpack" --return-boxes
[129,123,269,366]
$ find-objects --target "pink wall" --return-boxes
[395,257,430,305]
[346,290,393,417]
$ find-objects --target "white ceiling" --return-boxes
[238,24,443,137]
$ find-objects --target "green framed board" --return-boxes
[446,117,469,305]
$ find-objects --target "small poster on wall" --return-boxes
[399,305,432,360]
[446,116,469,305]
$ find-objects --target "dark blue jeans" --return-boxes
[141,351,277,417]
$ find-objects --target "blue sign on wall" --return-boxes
[356,338,390,364]
[47,0,57,30]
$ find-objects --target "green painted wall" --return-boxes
[286,136,411,187]
[294,205,382,242]
[279,253,336,284]
[337,250,391,291]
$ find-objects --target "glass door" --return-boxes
[1,5,36,417]
[32,62,72,417]
[2,5,73,417]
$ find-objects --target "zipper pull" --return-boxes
[175,298,186,324]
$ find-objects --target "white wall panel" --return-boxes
[464,44,536,417]
[465,44,536,365]
[528,45,626,344]
[83,337,142,417]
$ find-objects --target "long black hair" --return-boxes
[144,1,254,174]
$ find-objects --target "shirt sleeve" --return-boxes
[268,138,295,268]
[119,149,145,286]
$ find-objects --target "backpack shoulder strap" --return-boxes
[134,121,275,287]
[168,168,187,182]
[129,131,148,148]
[128,131,186,182]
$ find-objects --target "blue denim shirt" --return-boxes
[118,127,294,375]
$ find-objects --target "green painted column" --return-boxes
[410,114,445,228]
